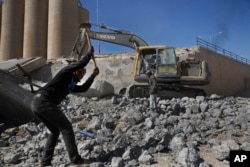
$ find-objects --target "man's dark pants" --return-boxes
[31,94,80,164]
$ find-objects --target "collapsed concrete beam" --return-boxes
[8,57,46,75]
[0,69,40,133]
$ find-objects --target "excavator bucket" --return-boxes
[70,22,98,67]
[70,23,92,61]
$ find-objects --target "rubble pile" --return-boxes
[1,94,250,167]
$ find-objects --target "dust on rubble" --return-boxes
[139,147,229,167]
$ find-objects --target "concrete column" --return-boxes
[244,78,250,89]
[0,0,24,60]
[23,0,48,59]
[0,3,2,56]
[78,6,89,24]
[47,0,78,60]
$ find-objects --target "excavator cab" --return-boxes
[134,46,179,84]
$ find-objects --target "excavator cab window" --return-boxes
[156,48,177,77]
[138,49,158,74]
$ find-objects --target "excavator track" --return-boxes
[121,84,206,99]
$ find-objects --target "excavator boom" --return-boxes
[89,23,148,49]
[70,23,148,60]
[89,31,148,50]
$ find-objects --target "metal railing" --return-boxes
[196,37,250,65]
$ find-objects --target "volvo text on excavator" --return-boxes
[71,23,211,98]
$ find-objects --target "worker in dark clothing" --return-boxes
[145,70,158,112]
[31,46,99,166]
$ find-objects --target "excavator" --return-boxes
[72,23,211,98]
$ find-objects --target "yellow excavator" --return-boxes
[72,23,211,98]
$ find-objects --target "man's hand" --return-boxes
[87,46,94,55]
[92,67,99,76]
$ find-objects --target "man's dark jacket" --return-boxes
[38,53,94,104]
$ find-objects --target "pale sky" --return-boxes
[81,0,250,60]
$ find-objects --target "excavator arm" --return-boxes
[89,31,148,50]
[70,23,148,59]
[89,23,148,50]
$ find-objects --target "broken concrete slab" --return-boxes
[0,57,46,75]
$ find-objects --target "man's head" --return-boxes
[145,70,152,76]
[73,67,86,82]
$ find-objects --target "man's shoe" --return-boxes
[72,157,84,164]
[71,157,87,164]
[40,162,52,167]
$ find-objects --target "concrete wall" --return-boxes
[54,53,136,94]
[91,53,136,93]
[195,46,250,96]
[245,78,250,89]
